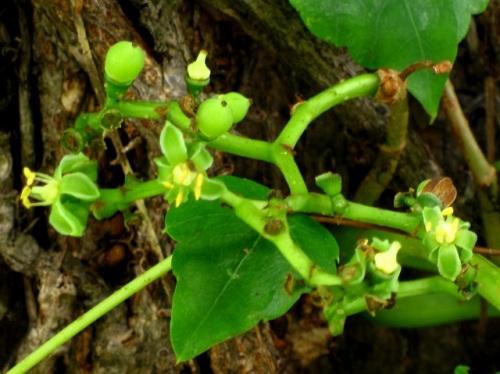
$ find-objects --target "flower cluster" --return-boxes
[155,121,215,207]
[422,206,477,281]
[21,153,100,236]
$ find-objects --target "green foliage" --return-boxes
[166,176,339,361]
[288,0,489,119]
[15,22,500,371]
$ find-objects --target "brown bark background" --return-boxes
[1,0,500,373]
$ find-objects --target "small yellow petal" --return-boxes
[425,221,432,232]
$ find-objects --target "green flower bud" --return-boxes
[187,50,210,81]
[315,172,342,196]
[105,41,145,84]
[196,98,234,138]
[218,92,252,123]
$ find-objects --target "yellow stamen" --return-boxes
[194,174,203,200]
[20,186,32,208]
[23,167,36,186]
[425,221,432,232]
[442,207,454,216]
[175,191,184,207]
[162,181,174,190]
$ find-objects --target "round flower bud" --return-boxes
[196,98,234,138]
[104,41,145,84]
[218,92,252,123]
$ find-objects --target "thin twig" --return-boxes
[69,1,173,302]
[312,214,409,236]
[473,246,500,257]
[442,79,500,256]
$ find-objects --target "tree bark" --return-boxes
[1,0,500,373]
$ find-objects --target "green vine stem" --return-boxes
[371,293,500,327]
[211,74,380,194]
[275,73,380,147]
[286,193,422,234]
[326,276,472,333]
[469,254,500,310]
[218,186,342,286]
[208,133,273,162]
[353,70,409,204]
[7,256,173,374]
[441,79,500,253]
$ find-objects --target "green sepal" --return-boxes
[422,206,442,229]
[200,178,226,201]
[422,235,440,263]
[49,199,88,237]
[154,157,170,181]
[185,76,210,98]
[371,237,390,252]
[55,153,98,181]
[339,247,366,286]
[437,244,461,281]
[59,173,100,202]
[393,190,416,209]
[159,121,188,165]
[416,192,442,209]
[189,142,213,171]
[455,229,476,250]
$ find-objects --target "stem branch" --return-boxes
[7,257,173,374]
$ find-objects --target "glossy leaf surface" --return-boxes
[289,0,488,119]
[167,176,339,361]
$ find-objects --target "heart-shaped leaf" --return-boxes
[166,176,339,361]
[289,0,489,119]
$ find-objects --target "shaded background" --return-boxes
[0,0,499,372]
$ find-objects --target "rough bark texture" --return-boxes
[1,0,500,373]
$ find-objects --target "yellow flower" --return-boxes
[20,167,60,208]
[374,241,401,275]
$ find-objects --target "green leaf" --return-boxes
[167,176,338,361]
[289,0,488,118]
[168,199,306,362]
[289,213,338,273]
